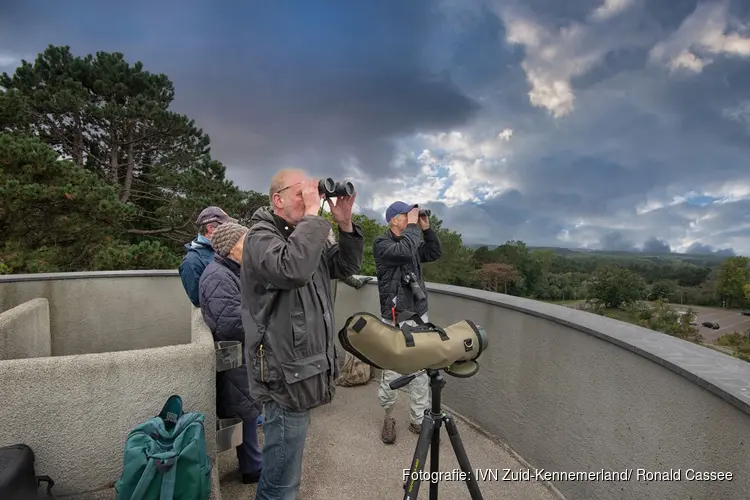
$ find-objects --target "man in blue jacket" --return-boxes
[179,206,237,307]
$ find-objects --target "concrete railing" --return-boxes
[0,270,192,356]
[335,280,750,500]
[0,271,220,499]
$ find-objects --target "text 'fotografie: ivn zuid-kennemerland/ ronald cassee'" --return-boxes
[403,468,734,483]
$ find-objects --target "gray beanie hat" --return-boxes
[211,222,248,257]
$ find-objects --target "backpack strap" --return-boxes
[127,453,178,500]
[158,458,177,500]
[128,458,157,500]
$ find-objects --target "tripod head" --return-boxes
[389,369,433,391]
[388,360,480,391]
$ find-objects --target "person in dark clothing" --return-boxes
[180,206,237,307]
[241,168,364,500]
[198,222,263,484]
[372,201,442,444]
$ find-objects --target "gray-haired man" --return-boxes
[179,206,237,307]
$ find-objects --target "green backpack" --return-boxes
[115,395,212,500]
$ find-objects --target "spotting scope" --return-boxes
[337,312,488,378]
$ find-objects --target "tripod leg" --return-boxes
[403,414,436,500]
[429,414,441,500]
[444,415,484,500]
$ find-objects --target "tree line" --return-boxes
[2,45,749,314]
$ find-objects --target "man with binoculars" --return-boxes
[241,168,364,500]
[372,201,442,445]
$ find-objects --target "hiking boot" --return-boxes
[409,422,422,435]
[242,470,261,484]
[242,468,263,484]
[381,416,396,444]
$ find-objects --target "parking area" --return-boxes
[675,305,750,344]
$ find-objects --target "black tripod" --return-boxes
[390,368,484,500]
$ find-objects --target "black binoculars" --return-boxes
[318,178,355,198]
[419,209,431,217]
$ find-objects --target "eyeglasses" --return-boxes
[274,182,301,196]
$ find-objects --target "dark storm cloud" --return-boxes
[686,243,735,256]
[599,232,638,252]
[182,0,481,186]
[642,237,672,254]
[3,0,750,254]
[0,0,481,188]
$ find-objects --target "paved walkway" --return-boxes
[219,379,557,500]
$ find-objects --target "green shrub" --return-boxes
[716,333,746,347]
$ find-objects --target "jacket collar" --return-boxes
[248,205,295,240]
[273,214,295,240]
[213,254,241,276]
[386,228,404,241]
[188,236,213,250]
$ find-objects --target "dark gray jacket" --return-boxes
[373,224,442,321]
[240,207,364,412]
[199,254,260,421]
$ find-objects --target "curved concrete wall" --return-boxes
[4,271,748,499]
[0,271,192,355]
[0,272,218,498]
[0,298,51,360]
[335,280,750,500]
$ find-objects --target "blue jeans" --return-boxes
[254,400,311,500]
[238,412,263,475]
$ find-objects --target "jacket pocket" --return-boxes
[280,351,329,411]
[291,310,307,348]
[252,344,278,385]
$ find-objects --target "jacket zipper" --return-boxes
[259,344,265,382]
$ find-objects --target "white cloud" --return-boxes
[416,130,517,205]
[497,5,639,118]
[704,180,750,204]
[361,129,516,213]
[649,1,750,73]
[635,195,687,215]
[669,50,708,72]
[590,0,635,22]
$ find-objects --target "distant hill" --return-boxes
[463,243,728,267]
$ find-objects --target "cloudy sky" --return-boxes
[2,0,750,255]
